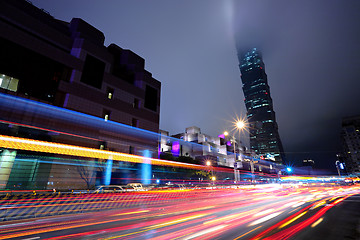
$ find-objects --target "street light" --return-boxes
[236,121,245,129]
[235,120,246,183]
[224,130,237,182]
[206,160,214,184]
[225,120,246,184]
[235,120,256,183]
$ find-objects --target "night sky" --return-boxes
[31,0,360,171]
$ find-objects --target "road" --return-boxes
[0,184,359,240]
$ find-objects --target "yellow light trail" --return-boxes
[113,210,149,216]
[0,217,138,240]
[0,135,205,170]
[102,214,209,240]
[233,226,262,240]
[144,214,207,230]
[278,211,308,229]
[311,217,324,228]
[203,208,259,225]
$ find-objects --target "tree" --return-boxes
[77,160,96,189]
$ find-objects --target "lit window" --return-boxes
[107,88,114,99]
[0,73,19,92]
[103,109,111,121]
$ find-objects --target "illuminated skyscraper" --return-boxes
[238,48,285,163]
[341,115,360,174]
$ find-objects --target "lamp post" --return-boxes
[224,131,237,182]
[212,176,216,185]
[236,121,246,183]
[225,120,246,184]
[206,160,214,184]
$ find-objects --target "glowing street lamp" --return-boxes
[236,121,245,130]
[206,160,216,185]
[235,120,246,163]
[224,119,247,184]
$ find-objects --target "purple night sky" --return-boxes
[30,0,360,170]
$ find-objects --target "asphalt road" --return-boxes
[0,184,359,240]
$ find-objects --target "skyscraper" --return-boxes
[238,48,285,163]
[341,115,360,175]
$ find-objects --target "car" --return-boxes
[126,183,146,191]
[95,185,124,193]
[150,183,187,191]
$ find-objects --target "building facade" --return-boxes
[341,115,360,175]
[238,48,285,163]
[0,0,160,140]
[160,127,235,167]
[159,126,280,182]
[0,0,161,189]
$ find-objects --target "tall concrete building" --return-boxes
[0,0,160,149]
[0,0,161,189]
[238,48,285,163]
[341,115,360,175]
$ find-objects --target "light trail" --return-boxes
[248,212,283,226]
[0,135,205,170]
[0,185,358,239]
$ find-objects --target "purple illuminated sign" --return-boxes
[218,134,225,139]
[171,141,180,157]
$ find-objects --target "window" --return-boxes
[133,98,140,109]
[0,38,68,102]
[132,118,138,127]
[0,74,18,92]
[99,141,106,150]
[81,54,105,89]
[144,85,158,111]
[107,87,114,99]
[103,109,111,121]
